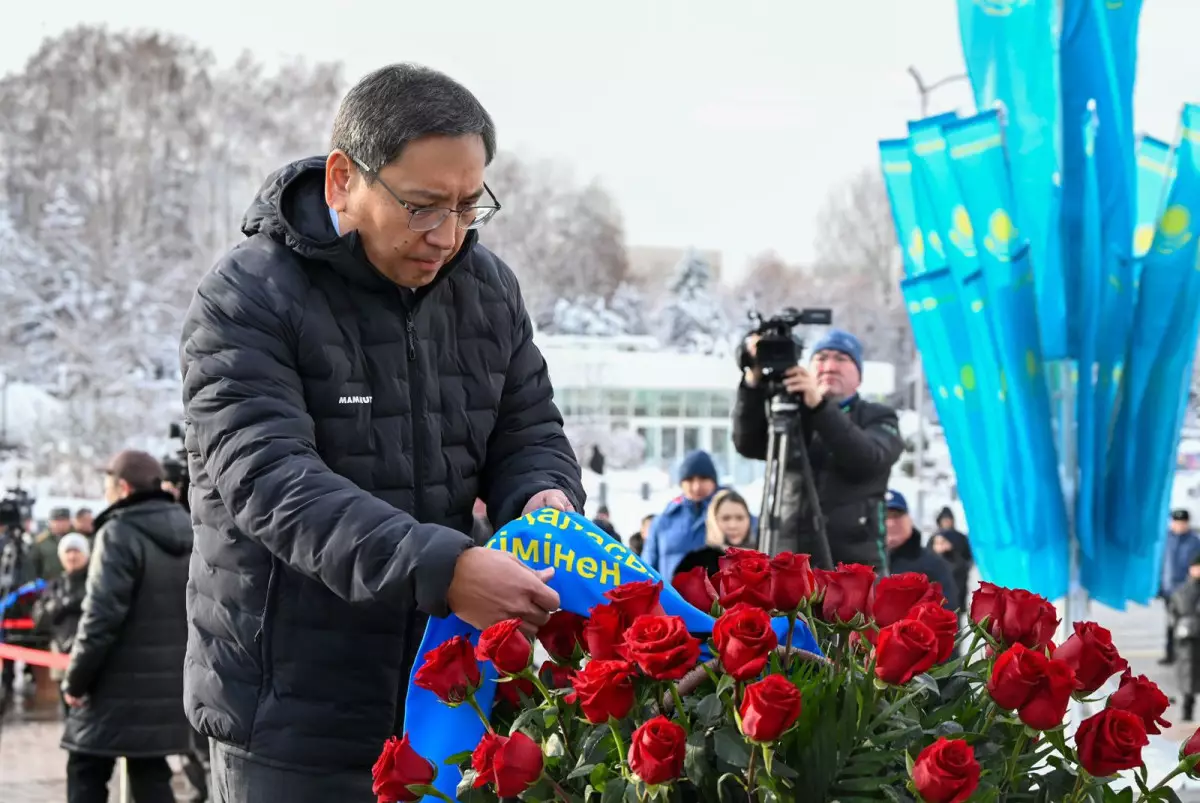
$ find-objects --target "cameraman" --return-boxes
[733,329,903,571]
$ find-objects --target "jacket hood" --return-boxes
[241,156,478,293]
[95,490,193,557]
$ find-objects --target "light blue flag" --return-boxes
[1134,135,1175,259]
[900,272,1003,574]
[403,510,822,799]
[957,0,1066,358]
[880,140,927,277]
[1075,105,1103,559]
[909,117,979,285]
[1118,107,1200,582]
[943,111,1068,566]
[1060,0,1139,358]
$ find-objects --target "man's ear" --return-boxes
[325,150,355,212]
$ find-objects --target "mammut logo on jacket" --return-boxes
[338,396,372,404]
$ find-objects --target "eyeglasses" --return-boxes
[351,157,501,232]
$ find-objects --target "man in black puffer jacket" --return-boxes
[181,63,584,802]
[61,450,193,803]
[734,328,904,571]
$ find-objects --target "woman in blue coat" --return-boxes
[643,450,721,580]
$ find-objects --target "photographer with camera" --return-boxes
[734,327,903,571]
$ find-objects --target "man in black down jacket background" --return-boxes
[733,328,904,571]
[180,63,585,801]
[61,450,193,803]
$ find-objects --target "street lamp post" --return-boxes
[905,66,970,529]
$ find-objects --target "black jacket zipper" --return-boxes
[403,301,425,518]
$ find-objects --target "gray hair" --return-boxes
[330,63,496,174]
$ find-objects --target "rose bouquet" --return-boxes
[376,548,1200,802]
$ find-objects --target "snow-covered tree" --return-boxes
[0,26,343,491]
[482,154,630,326]
[654,248,731,353]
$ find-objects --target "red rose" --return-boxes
[987,644,1078,730]
[537,610,587,662]
[712,604,779,681]
[871,572,935,628]
[1053,622,1128,695]
[1018,657,1077,730]
[476,618,532,676]
[471,731,544,797]
[672,566,718,613]
[413,635,481,705]
[911,738,981,803]
[539,660,574,690]
[719,547,764,570]
[716,555,775,611]
[1183,726,1200,758]
[1075,708,1149,777]
[739,675,802,743]
[993,588,1058,649]
[769,552,815,612]
[571,659,637,724]
[494,676,535,708]
[1107,669,1171,735]
[922,581,947,607]
[908,602,959,664]
[583,602,627,660]
[874,619,939,686]
[372,735,435,803]
[815,564,876,623]
[628,715,687,785]
[604,579,665,619]
[470,732,504,789]
[969,581,1007,627]
[988,643,1047,710]
[619,614,702,681]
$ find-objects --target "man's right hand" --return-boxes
[446,547,560,637]
[743,335,763,388]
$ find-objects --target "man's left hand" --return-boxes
[63,692,85,708]
[782,365,826,409]
[522,490,575,516]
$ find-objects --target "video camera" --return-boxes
[738,307,834,389]
[0,486,34,533]
[162,422,190,511]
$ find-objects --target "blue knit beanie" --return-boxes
[675,450,718,483]
[810,328,863,375]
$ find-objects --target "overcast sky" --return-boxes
[3,0,1198,280]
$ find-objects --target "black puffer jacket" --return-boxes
[180,157,584,773]
[61,491,193,757]
[733,386,904,570]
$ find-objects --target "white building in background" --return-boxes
[538,334,896,486]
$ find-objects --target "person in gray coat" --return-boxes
[1172,554,1200,722]
[61,450,193,803]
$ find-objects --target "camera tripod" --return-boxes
[756,393,833,570]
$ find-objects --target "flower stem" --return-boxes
[1003,730,1029,790]
[524,669,574,761]
[783,612,797,673]
[466,695,495,735]
[1140,764,1187,799]
[1068,771,1086,802]
[746,743,758,792]
[670,683,691,734]
[609,719,629,776]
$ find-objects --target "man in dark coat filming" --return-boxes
[180,62,584,801]
[60,450,193,803]
[733,328,904,570]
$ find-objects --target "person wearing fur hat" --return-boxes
[32,533,90,713]
[734,328,904,571]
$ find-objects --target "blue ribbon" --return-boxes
[403,509,821,799]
